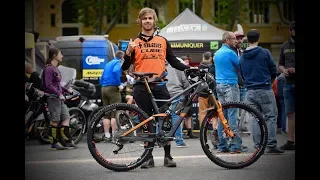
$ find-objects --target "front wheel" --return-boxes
[200,101,267,169]
[87,103,153,172]
[37,119,51,144]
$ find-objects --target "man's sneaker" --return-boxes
[188,133,199,139]
[93,134,103,143]
[183,134,190,139]
[176,142,188,148]
[164,156,177,167]
[141,157,155,169]
[102,134,112,142]
[65,141,78,149]
[51,142,68,150]
[265,147,285,154]
[230,145,248,154]
[280,141,295,150]
[217,148,230,153]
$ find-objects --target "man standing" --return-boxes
[166,59,190,147]
[214,31,246,153]
[198,52,214,126]
[240,29,284,154]
[179,56,198,139]
[122,7,190,168]
[233,31,246,102]
[100,50,124,141]
[279,21,295,150]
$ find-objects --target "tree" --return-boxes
[214,0,294,31]
[214,0,248,31]
[131,0,170,29]
[73,0,171,35]
[72,0,130,35]
[270,0,293,25]
[179,0,203,18]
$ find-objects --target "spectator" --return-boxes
[240,29,284,154]
[278,21,295,151]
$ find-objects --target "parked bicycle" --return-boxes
[25,82,85,144]
[87,68,268,171]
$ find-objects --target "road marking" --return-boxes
[25,155,207,164]
[25,152,294,165]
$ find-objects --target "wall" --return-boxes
[34,0,291,48]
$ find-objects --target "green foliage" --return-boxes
[72,0,127,26]
[157,20,167,29]
[213,0,250,25]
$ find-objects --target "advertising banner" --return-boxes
[82,40,108,80]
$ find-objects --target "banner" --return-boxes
[82,40,108,70]
[82,40,109,80]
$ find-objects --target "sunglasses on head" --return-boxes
[236,36,244,40]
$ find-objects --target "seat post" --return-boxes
[142,76,159,114]
[143,77,152,95]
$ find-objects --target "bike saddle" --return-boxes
[132,72,158,78]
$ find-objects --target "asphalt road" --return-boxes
[25,133,294,180]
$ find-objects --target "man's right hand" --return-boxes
[59,94,66,101]
[126,39,137,56]
[283,68,295,77]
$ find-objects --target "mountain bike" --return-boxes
[87,68,268,172]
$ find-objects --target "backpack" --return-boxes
[272,78,278,97]
[40,64,53,91]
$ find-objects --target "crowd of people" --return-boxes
[25,6,295,168]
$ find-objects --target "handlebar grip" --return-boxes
[45,93,58,97]
[189,72,197,78]
[65,94,79,100]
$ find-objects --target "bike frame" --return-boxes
[25,91,51,133]
[120,73,235,142]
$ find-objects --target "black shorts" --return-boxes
[186,107,193,117]
[133,84,170,116]
[121,94,127,103]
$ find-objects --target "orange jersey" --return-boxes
[132,36,167,77]
[122,34,189,78]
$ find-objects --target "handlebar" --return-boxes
[184,68,216,90]
[184,68,207,84]
[45,92,80,101]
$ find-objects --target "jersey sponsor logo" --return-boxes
[85,56,105,65]
[284,49,295,53]
[82,69,103,78]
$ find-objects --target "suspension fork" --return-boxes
[208,93,236,138]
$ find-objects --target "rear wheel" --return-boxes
[87,103,153,172]
[37,119,51,144]
[200,101,267,169]
[68,107,86,144]
[25,111,35,141]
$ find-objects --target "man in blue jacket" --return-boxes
[239,29,284,154]
[214,31,246,153]
[100,50,124,141]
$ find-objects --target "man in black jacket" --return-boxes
[25,62,41,89]
[278,21,295,151]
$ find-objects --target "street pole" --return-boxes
[192,0,195,13]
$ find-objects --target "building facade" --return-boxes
[25,0,295,63]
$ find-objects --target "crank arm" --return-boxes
[113,144,123,154]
